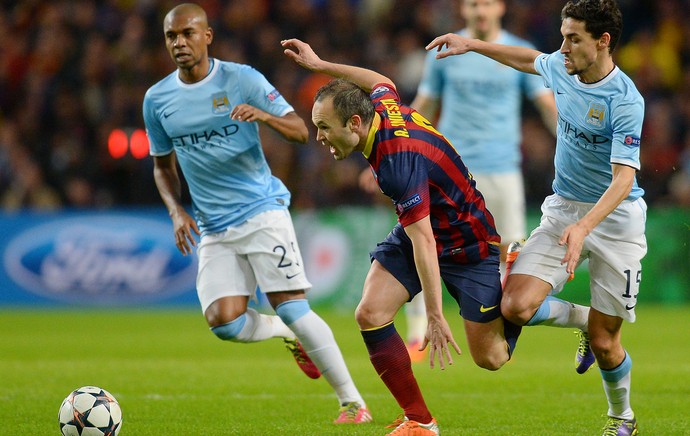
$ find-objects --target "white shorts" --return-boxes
[511,194,647,321]
[195,209,312,314]
[472,171,526,245]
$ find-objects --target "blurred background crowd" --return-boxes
[1,0,689,212]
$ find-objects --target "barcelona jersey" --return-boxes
[364,84,500,263]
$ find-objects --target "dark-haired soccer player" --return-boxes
[282,37,529,436]
[428,0,645,434]
[143,3,370,424]
[397,0,562,364]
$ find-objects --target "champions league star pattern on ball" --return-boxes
[58,386,122,436]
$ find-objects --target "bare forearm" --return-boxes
[471,40,541,74]
[414,243,443,317]
[315,60,392,92]
[427,34,541,74]
[262,112,309,143]
[405,218,443,317]
[283,38,394,91]
[154,166,185,217]
[579,166,635,233]
[231,106,308,143]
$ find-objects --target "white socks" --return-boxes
[526,295,589,330]
[235,308,294,341]
[601,352,634,419]
[277,300,365,407]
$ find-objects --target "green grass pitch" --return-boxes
[1,305,688,435]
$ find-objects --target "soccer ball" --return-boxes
[58,386,122,436]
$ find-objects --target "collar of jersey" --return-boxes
[362,113,381,159]
[176,57,218,88]
[575,65,620,88]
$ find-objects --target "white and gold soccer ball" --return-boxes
[58,386,122,436]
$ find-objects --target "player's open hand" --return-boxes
[425,33,473,59]
[559,222,588,274]
[423,314,462,370]
[281,38,322,71]
[171,209,200,256]
[230,103,267,123]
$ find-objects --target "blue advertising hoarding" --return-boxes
[2,206,687,308]
[0,207,395,309]
[0,209,198,306]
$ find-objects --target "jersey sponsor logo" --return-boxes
[267,89,281,102]
[163,109,179,118]
[212,92,230,114]
[171,124,240,148]
[398,193,422,212]
[380,98,410,138]
[624,135,641,147]
[559,114,609,151]
[585,102,606,128]
[3,215,197,305]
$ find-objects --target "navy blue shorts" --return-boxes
[370,224,502,323]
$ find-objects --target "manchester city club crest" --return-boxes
[585,102,606,128]
[211,92,230,114]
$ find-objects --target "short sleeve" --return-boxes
[378,153,431,227]
[239,66,295,117]
[611,100,644,170]
[534,52,555,90]
[143,89,173,156]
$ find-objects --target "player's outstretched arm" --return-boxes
[426,33,542,75]
[282,38,393,92]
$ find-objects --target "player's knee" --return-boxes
[353,304,369,329]
[473,352,507,371]
[500,295,533,326]
[354,302,381,330]
[589,334,617,362]
[204,299,246,327]
[210,313,246,341]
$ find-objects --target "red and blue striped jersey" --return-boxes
[364,83,500,263]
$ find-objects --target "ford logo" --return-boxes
[3,215,197,305]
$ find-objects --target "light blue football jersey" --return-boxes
[534,51,645,203]
[143,59,295,234]
[417,30,550,173]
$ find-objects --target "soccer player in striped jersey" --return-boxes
[400,0,560,363]
[427,0,644,434]
[143,3,370,424]
[283,37,530,436]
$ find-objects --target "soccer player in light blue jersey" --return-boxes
[428,1,644,435]
[402,0,561,362]
[142,3,371,424]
